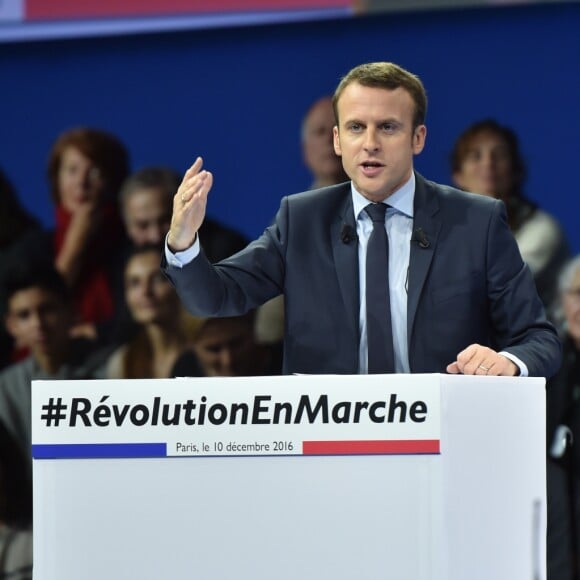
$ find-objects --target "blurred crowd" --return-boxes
[0,101,578,579]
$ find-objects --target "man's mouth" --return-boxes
[360,162,384,176]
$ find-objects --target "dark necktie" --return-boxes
[364,203,395,374]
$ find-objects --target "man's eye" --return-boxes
[349,123,362,132]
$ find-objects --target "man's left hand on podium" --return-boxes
[446,344,519,376]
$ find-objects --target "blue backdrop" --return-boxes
[1,2,579,250]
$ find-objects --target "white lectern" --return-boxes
[31,374,545,580]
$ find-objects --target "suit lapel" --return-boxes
[407,174,442,347]
[331,186,360,342]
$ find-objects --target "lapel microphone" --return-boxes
[412,227,431,249]
[340,224,357,244]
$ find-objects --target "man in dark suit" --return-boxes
[163,61,560,378]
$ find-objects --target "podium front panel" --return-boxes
[31,374,544,580]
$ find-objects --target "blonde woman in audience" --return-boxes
[104,245,202,379]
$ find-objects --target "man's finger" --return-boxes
[446,362,460,374]
[185,156,203,176]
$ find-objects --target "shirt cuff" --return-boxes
[164,233,200,268]
[498,351,528,377]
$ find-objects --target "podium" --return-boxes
[31,374,546,580]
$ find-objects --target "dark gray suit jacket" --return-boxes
[163,173,561,377]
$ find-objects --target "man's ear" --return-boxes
[333,126,341,156]
[412,125,427,155]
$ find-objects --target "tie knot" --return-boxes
[364,203,387,223]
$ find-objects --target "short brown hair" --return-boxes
[332,62,427,129]
[119,166,181,214]
[47,127,130,204]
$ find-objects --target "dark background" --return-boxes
[1,2,579,250]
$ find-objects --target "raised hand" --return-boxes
[167,156,213,252]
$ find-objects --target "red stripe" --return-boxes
[26,0,350,20]
[302,439,440,455]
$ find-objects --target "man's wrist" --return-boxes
[167,231,197,253]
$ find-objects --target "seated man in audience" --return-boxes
[120,166,248,261]
[0,265,105,472]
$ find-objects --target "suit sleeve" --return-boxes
[161,199,287,317]
[486,201,562,378]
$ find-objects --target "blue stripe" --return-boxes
[32,443,167,459]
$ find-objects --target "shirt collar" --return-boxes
[351,172,415,219]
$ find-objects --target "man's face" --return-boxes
[302,98,343,183]
[58,146,105,212]
[123,187,171,246]
[5,288,71,357]
[452,130,515,200]
[124,250,179,325]
[333,83,426,202]
[193,318,257,377]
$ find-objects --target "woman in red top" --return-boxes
[47,127,129,336]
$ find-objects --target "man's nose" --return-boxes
[363,128,379,151]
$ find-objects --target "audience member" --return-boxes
[0,265,105,472]
[5,127,130,345]
[0,166,41,370]
[451,119,570,308]
[120,166,248,261]
[102,245,203,379]
[546,255,580,579]
[301,96,348,189]
[49,127,129,333]
[180,311,282,377]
